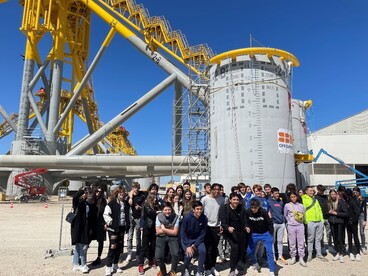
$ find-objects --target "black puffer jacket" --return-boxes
[328,200,348,225]
[347,198,360,225]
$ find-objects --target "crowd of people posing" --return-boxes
[70,181,367,276]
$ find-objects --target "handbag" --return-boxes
[289,203,304,223]
[66,209,77,224]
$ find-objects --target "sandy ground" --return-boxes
[0,197,367,276]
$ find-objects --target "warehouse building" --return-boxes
[307,109,368,188]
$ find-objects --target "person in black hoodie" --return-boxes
[181,201,208,276]
[103,186,130,275]
[345,189,362,261]
[315,184,331,254]
[71,187,92,273]
[327,189,348,262]
[219,192,248,276]
[245,198,275,276]
[88,185,107,266]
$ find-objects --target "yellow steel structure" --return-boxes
[210,47,300,67]
[2,0,213,155]
[3,0,136,155]
[101,0,213,73]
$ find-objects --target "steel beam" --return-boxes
[0,105,17,134]
[67,73,177,156]
[0,155,196,169]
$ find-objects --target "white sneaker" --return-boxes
[211,267,221,276]
[299,259,307,267]
[356,254,362,262]
[184,268,190,276]
[112,263,123,273]
[105,266,112,276]
[72,265,81,272]
[362,248,368,255]
[288,257,296,265]
[125,254,132,262]
[350,253,355,261]
[339,255,345,263]
[204,270,212,276]
[332,254,340,261]
[80,265,89,273]
[270,273,275,276]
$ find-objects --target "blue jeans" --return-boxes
[248,232,275,272]
[182,242,206,273]
[73,243,88,266]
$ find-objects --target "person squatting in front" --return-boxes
[103,186,130,276]
[155,202,180,276]
[180,200,208,276]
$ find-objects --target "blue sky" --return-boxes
[0,0,367,156]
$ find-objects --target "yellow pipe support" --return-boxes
[98,0,142,33]
[210,47,300,67]
[80,0,134,39]
[82,0,203,76]
[304,100,312,110]
[102,27,117,47]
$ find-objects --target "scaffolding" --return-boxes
[171,64,210,181]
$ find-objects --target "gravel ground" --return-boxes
[0,197,367,276]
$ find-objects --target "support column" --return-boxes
[174,81,182,155]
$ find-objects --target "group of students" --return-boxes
[70,181,367,276]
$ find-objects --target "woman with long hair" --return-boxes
[103,186,130,275]
[173,193,183,219]
[164,187,175,205]
[71,187,92,273]
[176,185,184,201]
[88,185,107,265]
[328,189,348,262]
[182,190,194,217]
[138,193,160,275]
[345,189,362,261]
[353,187,367,254]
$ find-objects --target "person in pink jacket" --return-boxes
[284,191,307,267]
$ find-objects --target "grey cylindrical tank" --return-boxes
[291,99,311,187]
[209,48,299,192]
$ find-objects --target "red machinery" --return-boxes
[14,168,48,202]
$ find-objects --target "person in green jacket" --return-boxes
[301,186,328,263]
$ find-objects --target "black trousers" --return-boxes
[330,222,345,255]
[204,226,221,270]
[227,231,248,271]
[139,225,156,265]
[347,223,361,254]
[106,226,126,267]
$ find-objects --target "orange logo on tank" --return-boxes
[278,129,293,154]
[278,131,292,143]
